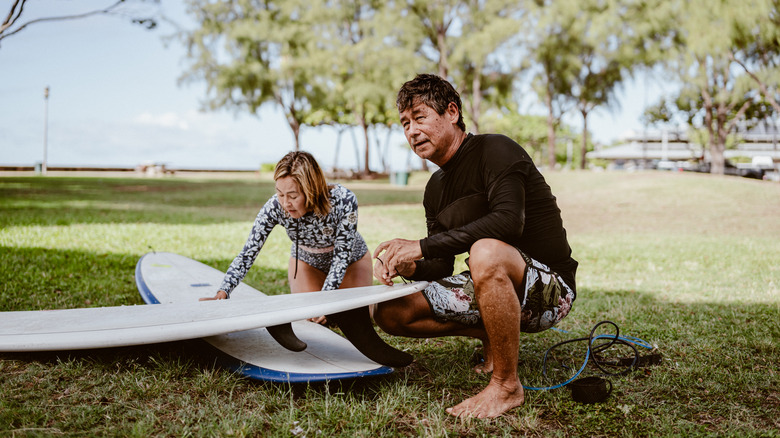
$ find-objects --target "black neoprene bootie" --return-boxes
[326,306,414,367]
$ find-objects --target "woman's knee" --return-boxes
[341,252,373,288]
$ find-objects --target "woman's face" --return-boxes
[275,176,307,218]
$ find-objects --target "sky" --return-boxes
[0,0,673,171]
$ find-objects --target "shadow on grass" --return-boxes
[391,287,779,434]
[0,246,289,311]
[0,176,274,226]
[0,176,425,227]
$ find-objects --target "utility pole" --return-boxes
[42,86,50,175]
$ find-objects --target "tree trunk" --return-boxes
[546,87,557,169]
[580,109,589,170]
[709,142,726,174]
[470,73,482,134]
[333,128,344,171]
[703,102,724,175]
[285,102,301,152]
[437,26,448,78]
[289,119,301,152]
[381,126,392,174]
[350,129,361,172]
[712,103,731,175]
[359,112,370,176]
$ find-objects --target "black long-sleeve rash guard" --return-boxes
[408,133,578,295]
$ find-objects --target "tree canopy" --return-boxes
[641,0,779,174]
[177,0,780,174]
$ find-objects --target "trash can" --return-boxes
[393,171,410,186]
[34,162,43,174]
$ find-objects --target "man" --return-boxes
[372,74,578,418]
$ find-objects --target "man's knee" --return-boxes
[468,239,525,286]
[469,239,519,271]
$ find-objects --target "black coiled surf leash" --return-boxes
[523,320,659,391]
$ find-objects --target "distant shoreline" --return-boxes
[0,166,396,182]
[0,165,266,180]
[0,165,258,173]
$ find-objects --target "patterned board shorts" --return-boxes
[291,237,369,273]
[421,251,575,333]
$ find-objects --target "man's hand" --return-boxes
[374,257,414,285]
[373,238,421,284]
[199,290,228,301]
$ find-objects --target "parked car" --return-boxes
[687,159,765,179]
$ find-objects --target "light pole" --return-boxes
[42,86,50,175]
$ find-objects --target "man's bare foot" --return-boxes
[446,379,525,418]
[473,360,493,373]
[473,342,493,373]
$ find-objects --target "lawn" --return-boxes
[1,171,778,437]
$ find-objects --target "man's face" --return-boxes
[399,101,460,166]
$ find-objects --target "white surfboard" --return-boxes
[0,252,427,375]
[136,252,427,382]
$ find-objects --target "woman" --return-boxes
[201,151,373,324]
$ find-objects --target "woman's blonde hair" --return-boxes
[273,151,331,217]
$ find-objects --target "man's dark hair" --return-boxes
[396,74,466,131]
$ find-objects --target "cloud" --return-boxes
[133,112,190,130]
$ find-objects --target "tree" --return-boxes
[180,0,329,151]
[527,16,577,169]
[449,0,523,135]
[481,110,578,165]
[1,0,159,47]
[652,0,763,174]
[404,0,460,78]
[529,0,674,170]
[402,0,522,159]
[313,0,422,175]
[729,0,780,114]
[568,0,668,169]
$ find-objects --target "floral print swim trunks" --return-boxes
[421,252,575,333]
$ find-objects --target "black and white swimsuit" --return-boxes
[218,184,368,297]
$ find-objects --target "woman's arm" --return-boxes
[214,197,281,298]
[322,187,360,290]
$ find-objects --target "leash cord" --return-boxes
[522,320,654,391]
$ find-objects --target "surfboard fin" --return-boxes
[266,323,307,352]
[327,306,414,368]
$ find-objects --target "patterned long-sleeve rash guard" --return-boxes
[218,184,363,297]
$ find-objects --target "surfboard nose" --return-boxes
[326,306,414,368]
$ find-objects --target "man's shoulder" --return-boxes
[470,133,522,150]
[425,168,445,188]
[466,134,532,168]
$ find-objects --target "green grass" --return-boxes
[1,171,779,436]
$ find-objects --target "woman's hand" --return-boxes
[308,316,328,325]
[199,290,228,301]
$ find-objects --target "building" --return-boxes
[588,125,780,174]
